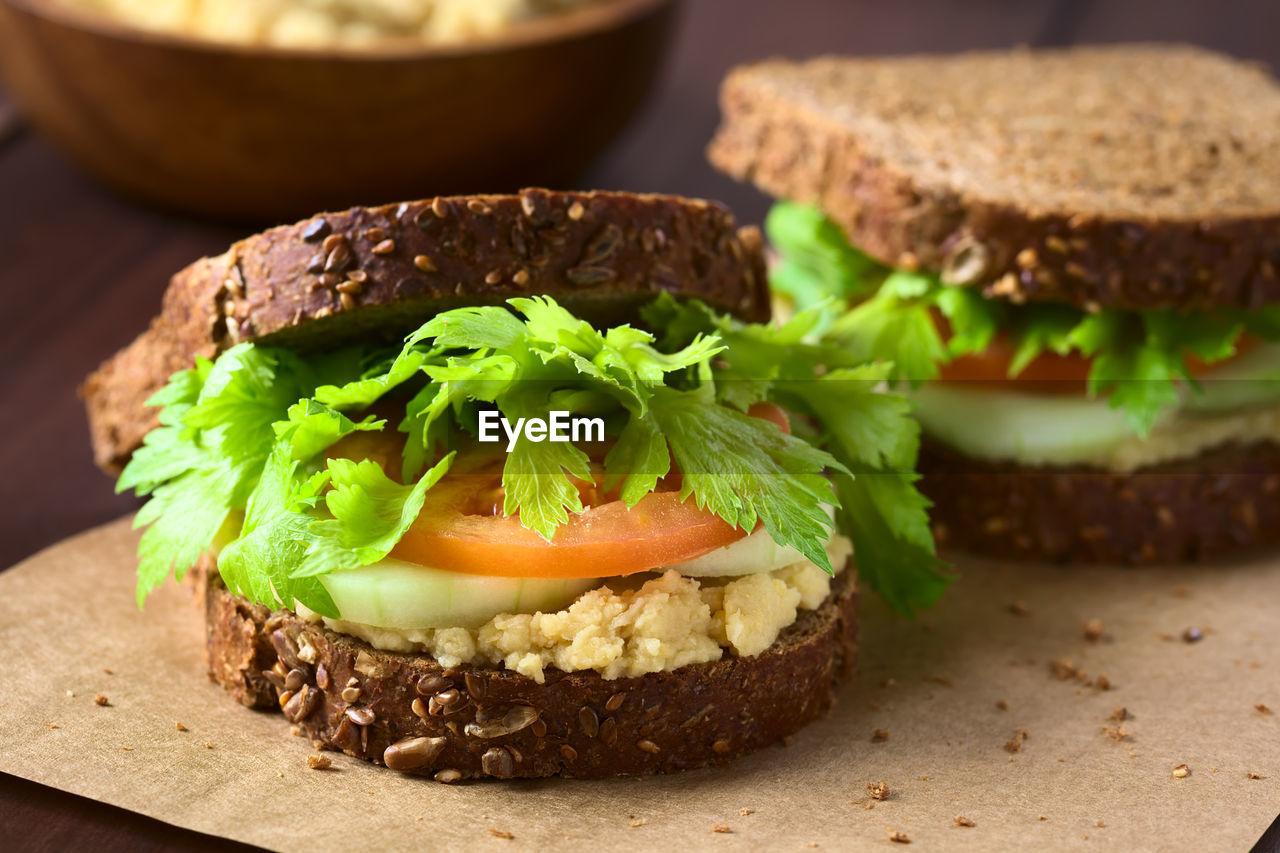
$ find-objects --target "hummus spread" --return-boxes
[313,535,852,683]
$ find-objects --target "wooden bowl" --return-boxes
[0,0,678,220]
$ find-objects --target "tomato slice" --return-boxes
[934,313,1260,394]
[328,423,760,579]
[394,484,747,578]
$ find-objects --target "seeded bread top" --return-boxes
[83,189,768,473]
[709,45,1280,310]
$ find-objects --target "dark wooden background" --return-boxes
[2,0,1278,849]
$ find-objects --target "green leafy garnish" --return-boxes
[768,202,1280,436]
[126,295,950,615]
[642,295,950,614]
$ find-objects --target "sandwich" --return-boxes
[709,45,1280,564]
[84,189,945,780]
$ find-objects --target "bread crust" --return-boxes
[920,439,1280,564]
[204,564,858,780]
[84,189,769,473]
[708,47,1280,312]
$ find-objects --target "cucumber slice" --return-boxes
[1182,343,1280,415]
[320,559,597,629]
[910,384,1137,467]
[912,346,1280,470]
[664,526,807,577]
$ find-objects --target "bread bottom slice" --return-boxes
[203,565,858,780]
[920,439,1280,564]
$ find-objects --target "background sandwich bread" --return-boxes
[710,45,1280,563]
[709,44,1280,311]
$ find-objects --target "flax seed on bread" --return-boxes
[709,45,1280,311]
[204,560,858,780]
[82,189,769,473]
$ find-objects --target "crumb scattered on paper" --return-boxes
[175,722,187,732]
[1050,660,1077,680]
[93,694,110,707]
[307,754,332,770]
[867,781,889,800]
[738,808,754,816]
[954,816,975,827]
[1082,619,1104,642]
[1172,764,1190,778]
[888,830,911,844]
[488,828,513,839]
[1004,729,1029,753]
[712,824,732,834]
[872,729,891,742]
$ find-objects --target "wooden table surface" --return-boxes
[3,0,1279,849]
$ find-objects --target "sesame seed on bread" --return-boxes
[709,44,1280,311]
[204,560,858,780]
[82,189,769,474]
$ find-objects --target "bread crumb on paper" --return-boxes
[46,723,58,729]
[93,694,110,706]
[628,819,645,828]
[307,754,332,770]
[1108,707,1133,722]
[738,807,754,816]
[954,816,975,827]
[1172,764,1190,778]
[1182,627,1205,643]
[1248,772,1265,780]
[1102,725,1132,741]
[872,729,891,742]
[1049,659,1077,680]
[867,781,890,800]
[1004,729,1029,753]
[888,830,911,844]
[488,829,514,840]
[175,722,188,732]
[996,699,1009,711]
[712,824,732,834]
[1082,619,1104,641]
[1256,703,1272,714]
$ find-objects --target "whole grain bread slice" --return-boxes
[920,439,1280,564]
[204,562,857,780]
[709,44,1280,311]
[83,189,768,473]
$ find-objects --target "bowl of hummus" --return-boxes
[0,0,678,218]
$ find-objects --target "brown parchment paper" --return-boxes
[1,517,1277,851]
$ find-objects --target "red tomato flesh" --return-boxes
[325,410,793,578]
